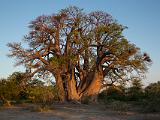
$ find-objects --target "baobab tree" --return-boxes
[8,6,151,102]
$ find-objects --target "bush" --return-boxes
[0,72,30,103]
[143,99,160,112]
[108,101,130,112]
[126,88,144,101]
[81,95,96,104]
[0,79,20,102]
[0,73,60,105]
[30,104,51,112]
[145,81,160,98]
[126,79,144,101]
[142,81,160,112]
[27,86,57,104]
[98,86,126,103]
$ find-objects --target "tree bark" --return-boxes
[54,73,66,102]
[67,69,80,101]
[81,70,102,102]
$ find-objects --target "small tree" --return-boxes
[127,78,144,101]
[0,72,29,103]
[145,81,160,99]
[0,79,20,106]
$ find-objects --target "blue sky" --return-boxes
[0,0,160,85]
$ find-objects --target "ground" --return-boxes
[0,103,160,120]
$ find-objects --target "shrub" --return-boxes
[143,99,160,112]
[0,79,20,102]
[126,79,144,101]
[142,81,160,112]
[30,104,51,112]
[81,95,96,104]
[27,86,56,104]
[98,86,126,103]
[109,101,130,112]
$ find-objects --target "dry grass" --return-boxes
[0,103,160,120]
[29,104,52,112]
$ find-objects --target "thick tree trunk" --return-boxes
[53,67,103,102]
[67,69,80,101]
[81,70,103,102]
[67,79,80,101]
[54,73,66,102]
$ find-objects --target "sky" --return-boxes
[0,0,160,85]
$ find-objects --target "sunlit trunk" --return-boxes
[53,66,103,102]
[54,73,66,102]
[81,70,103,102]
[67,69,80,101]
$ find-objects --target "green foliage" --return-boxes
[98,85,126,103]
[0,72,30,104]
[145,81,160,97]
[27,86,55,104]
[142,81,160,112]
[50,56,67,66]
[0,78,20,101]
[126,79,144,101]
[98,80,160,113]
[0,72,60,105]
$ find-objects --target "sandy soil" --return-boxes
[0,103,160,120]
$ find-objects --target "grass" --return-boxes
[30,104,52,112]
[105,100,130,112]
